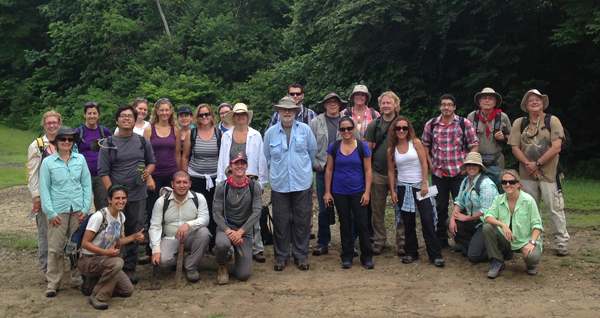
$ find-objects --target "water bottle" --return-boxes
[136,160,145,185]
[28,206,41,221]
[327,200,336,225]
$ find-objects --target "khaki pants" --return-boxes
[78,255,134,302]
[521,180,570,246]
[46,212,82,289]
[157,227,210,271]
[371,172,405,247]
[483,223,541,267]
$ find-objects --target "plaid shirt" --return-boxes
[341,107,380,140]
[265,105,317,133]
[454,174,498,228]
[421,114,478,178]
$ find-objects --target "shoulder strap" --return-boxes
[369,108,377,119]
[473,113,480,132]
[520,116,529,133]
[474,174,487,196]
[99,125,106,139]
[189,127,198,159]
[332,140,342,163]
[493,113,502,134]
[77,125,85,144]
[460,116,467,150]
[36,138,44,155]
[346,107,353,118]
[214,127,221,151]
[162,191,171,216]
[97,209,109,234]
[542,113,552,133]
[138,134,146,150]
[357,140,365,178]
[302,106,309,124]
[191,191,199,209]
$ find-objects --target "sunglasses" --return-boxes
[288,92,302,96]
[501,179,519,185]
[198,113,211,118]
[395,126,409,132]
[58,137,74,142]
[338,126,355,132]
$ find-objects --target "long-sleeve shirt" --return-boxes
[264,120,317,193]
[27,135,50,198]
[216,127,268,189]
[454,174,499,227]
[212,180,262,234]
[149,187,209,254]
[39,151,92,219]
[484,191,543,251]
[309,114,360,170]
[264,104,317,132]
[421,114,479,178]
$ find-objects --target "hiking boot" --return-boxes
[527,266,539,275]
[341,261,352,269]
[397,248,406,257]
[274,260,287,271]
[294,258,309,271]
[487,260,506,279]
[217,265,229,285]
[253,252,266,263]
[80,275,99,296]
[556,245,568,256]
[363,260,375,270]
[125,271,138,285]
[433,258,445,267]
[45,288,58,298]
[372,244,383,255]
[186,269,201,283]
[137,255,152,265]
[89,294,108,310]
[402,255,418,264]
[312,246,328,256]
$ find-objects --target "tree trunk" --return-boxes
[155,0,173,44]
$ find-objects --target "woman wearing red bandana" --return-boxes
[467,88,512,168]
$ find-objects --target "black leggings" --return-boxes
[332,192,374,264]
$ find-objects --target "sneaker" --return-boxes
[125,271,138,285]
[253,252,266,263]
[363,261,375,270]
[89,294,108,310]
[433,258,445,267]
[80,275,99,296]
[274,260,287,271]
[138,255,152,265]
[312,246,329,256]
[186,269,201,283]
[217,265,229,285]
[294,258,309,271]
[45,288,58,298]
[556,245,568,256]
[397,248,406,257]
[487,259,506,279]
[372,244,383,255]
[341,261,352,269]
[527,266,539,275]
[402,255,418,264]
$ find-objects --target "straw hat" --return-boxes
[273,96,299,111]
[224,103,253,125]
[520,89,549,113]
[460,152,487,173]
[316,92,348,112]
[349,84,372,104]
[474,87,503,108]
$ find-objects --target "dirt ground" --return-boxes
[1,185,599,318]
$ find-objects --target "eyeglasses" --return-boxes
[501,179,519,185]
[119,114,135,119]
[44,121,60,127]
[198,113,211,118]
[394,126,409,132]
[58,137,74,143]
[338,126,355,132]
[440,103,455,108]
[288,92,303,96]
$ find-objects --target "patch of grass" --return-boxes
[0,233,38,252]
[13,237,38,251]
[0,167,27,189]
[562,179,600,211]
[0,125,40,188]
[206,313,226,318]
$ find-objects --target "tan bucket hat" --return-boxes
[224,103,253,125]
[520,89,549,113]
[460,152,487,173]
[273,96,299,111]
[474,87,503,108]
[349,84,372,104]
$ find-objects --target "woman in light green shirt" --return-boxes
[483,169,543,279]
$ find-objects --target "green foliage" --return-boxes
[562,178,600,211]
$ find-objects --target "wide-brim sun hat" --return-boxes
[474,87,503,108]
[224,103,253,125]
[273,96,299,111]
[349,84,372,104]
[520,89,549,113]
[51,126,79,144]
[316,92,348,112]
[460,152,487,173]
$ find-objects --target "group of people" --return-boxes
[26,83,569,310]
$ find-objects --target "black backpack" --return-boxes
[259,203,273,246]
[371,115,398,155]
[161,189,199,216]
[77,124,107,145]
[473,166,504,196]
[189,126,221,159]
[519,114,571,174]
[472,112,503,144]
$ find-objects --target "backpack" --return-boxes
[105,133,147,157]
[300,106,309,125]
[345,107,377,122]
[371,115,398,155]
[77,124,107,145]
[25,138,45,182]
[331,139,365,178]
[259,203,274,246]
[474,166,504,196]
[161,189,199,217]
[473,112,503,144]
[428,116,468,152]
[189,126,221,160]
[519,114,571,175]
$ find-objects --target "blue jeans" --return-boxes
[316,170,356,248]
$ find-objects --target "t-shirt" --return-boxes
[230,139,246,157]
[97,134,156,201]
[74,125,113,176]
[81,209,124,255]
[467,111,512,156]
[327,141,371,195]
[282,125,292,146]
[325,115,340,148]
[507,115,564,182]
[189,133,219,177]
[364,117,394,175]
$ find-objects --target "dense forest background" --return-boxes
[1,0,599,177]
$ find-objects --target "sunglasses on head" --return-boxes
[85,102,98,107]
[338,126,355,132]
[501,179,518,185]
[395,126,409,132]
[197,113,211,118]
[58,137,74,142]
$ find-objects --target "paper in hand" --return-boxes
[416,185,438,201]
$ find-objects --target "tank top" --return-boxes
[188,132,219,177]
[150,125,178,177]
[395,141,422,183]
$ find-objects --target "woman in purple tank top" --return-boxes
[139,98,181,264]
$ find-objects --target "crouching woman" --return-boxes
[483,170,542,279]
[78,185,144,310]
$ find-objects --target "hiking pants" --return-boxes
[272,189,312,261]
[215,230,253,281]
[157,227,210,271]
[483,223,541,267]
[36,211,48,272]
[521,180,570,247]
[431,174,465,241]
[46,211,82,289]
[371,172,405,248]
[78,255,134,302]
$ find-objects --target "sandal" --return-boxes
[294,258,309,271]
[274,260,287,271]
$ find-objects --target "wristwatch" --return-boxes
[529,240,537,246]
[535,160,541,167]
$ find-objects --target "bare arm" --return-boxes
[323,154,334,206]
[388,147,398,204]
[174,126,182,170]
[181,129,191,171]
[361,156,372,206]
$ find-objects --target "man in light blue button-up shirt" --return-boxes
[264,97,317,271]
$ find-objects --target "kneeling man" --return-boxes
[150,171,211,283]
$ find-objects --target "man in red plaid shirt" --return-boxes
[422,94,479,248]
